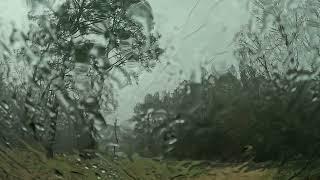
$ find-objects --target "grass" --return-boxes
[0,146,284,180]
[118,156,275,180]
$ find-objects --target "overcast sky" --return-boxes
[0,0,250,124]
[116,0,250,123]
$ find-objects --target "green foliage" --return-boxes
[130,63,320,163]
[129,0,320,166]
[0,0,163,155]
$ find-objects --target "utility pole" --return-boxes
[113,118,119,157]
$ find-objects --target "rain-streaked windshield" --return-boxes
[0,0,319,179]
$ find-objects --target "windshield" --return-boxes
[0,0,319,179]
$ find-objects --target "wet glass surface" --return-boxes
[0,0,320,179]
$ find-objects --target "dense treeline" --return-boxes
[129,66,320,162]
[129,0,320,163]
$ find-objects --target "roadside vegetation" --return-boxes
[1,0,320,179]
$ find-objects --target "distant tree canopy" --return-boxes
[0,0,162,156]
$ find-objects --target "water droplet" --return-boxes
[168,138,177,145]
[147,108,154,114]
[186,86,191,94]
[175,119,185,124]
[21,126,28,132]
[35,124,45,131]
[2,103,9,110]
[54,169,64,179]
[49,112,56,118]
[86,97,96,104]
[96,172,101,179]
[107,143,119,148]
[165,147,174,153]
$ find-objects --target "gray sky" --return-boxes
[116,0,250,123]
[0,0,250,124]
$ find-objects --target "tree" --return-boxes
[235,0,320,89]
[0,0,163,156]
[233,0,320,162]
[129,67,247,160]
